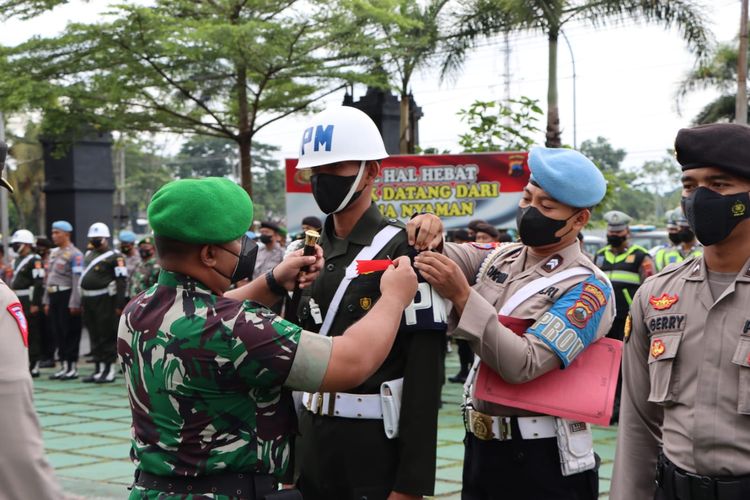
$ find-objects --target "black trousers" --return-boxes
[39,307,55,361]
[48,290,82,363]
[456,339,474,375]
[19,297,41,365]
[462,431,598,500]
[82,294,119,364]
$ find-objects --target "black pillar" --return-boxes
[42,133,115,247]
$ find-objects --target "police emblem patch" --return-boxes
[650,338,666,358]
[732,200,746,217]
[7,302,28,347]
[625,255,635,263]
[649,293,679,310]
[564,283,606,328]
[360,297,372,310]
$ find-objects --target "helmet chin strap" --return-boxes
[332,160,367,214]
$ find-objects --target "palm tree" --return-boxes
[444,0,713,147]
[676,41,750,124]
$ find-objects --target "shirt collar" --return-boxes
[157,270,213,293]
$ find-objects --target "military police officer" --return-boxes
[129,235,160,297]
[119,177,419,499]
[10,229,45,377]
[411,147,616,500]
[293,106,444,500]
[611,123,750,500]
[118,230,141,298]
[80,222,128,383]
[43,220,84,380]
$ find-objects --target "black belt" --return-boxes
[133,470,279,499]
[656,453,750,500]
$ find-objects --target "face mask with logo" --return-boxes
[515,206,577,247]
[682,187,750,246]
[259,234,273,245]
[138,248,152,259]
[121,244,133,254]
[607,234,626,248]
[311,161,366,214]
[212,236,259,284]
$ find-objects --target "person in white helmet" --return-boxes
[10,229,45,377]
[290,106,445,500]
[79,222,128,383]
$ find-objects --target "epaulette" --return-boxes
[385,217,407,229]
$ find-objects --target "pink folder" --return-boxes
[474,337,623,426]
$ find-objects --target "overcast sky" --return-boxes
[1,0,744,174]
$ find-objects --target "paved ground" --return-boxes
[33,348,616,499]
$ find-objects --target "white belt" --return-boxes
[47,285,71,293]
[467,410,557,441]
[81,288,109,297]
[302,391,383,419]
[14,289,32,297]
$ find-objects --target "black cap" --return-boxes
[301,216,322,230]
[675,123,750,179]
[260,221,280,233]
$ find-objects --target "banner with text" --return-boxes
[285,152,529,234]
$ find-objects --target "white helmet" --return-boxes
[88,222,111,238]
[10,229,35,245]
[296,106,388,170]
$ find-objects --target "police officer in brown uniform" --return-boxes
[0,140,62,498]
[412,147,616,500]
[611,123,750,500]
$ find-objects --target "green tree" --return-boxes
[446,0,712,147]
[579,136,626,173]
[457,96,543,152]
[0,0,363,196]
[121,140,174,224]
[677,39,750,124]
[5,122,45,233]
[345,0,449,153]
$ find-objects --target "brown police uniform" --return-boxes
[0,280,62,498]
[445,240,615,499]
[611,255,750,500]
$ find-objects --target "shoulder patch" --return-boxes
[7,302,28,347]
[624,314,632,343]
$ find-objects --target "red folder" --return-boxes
[474,336,622,426]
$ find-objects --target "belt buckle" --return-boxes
[470,411,495,440]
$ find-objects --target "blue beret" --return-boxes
[52,220,73,232]
[528,147,606,208]
[119,230,137,243]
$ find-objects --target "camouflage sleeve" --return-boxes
[283,331,332,391]
[232,305,304,389]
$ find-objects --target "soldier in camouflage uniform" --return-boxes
[10,229,45,377]
[80,222,128,383]
[119,177,419,499]
[129,236,160,297]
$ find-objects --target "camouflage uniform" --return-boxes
[129,256,160,298]
[119,270,312,499]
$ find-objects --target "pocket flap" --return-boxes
[648,332,682,364]
[731,337,750,368]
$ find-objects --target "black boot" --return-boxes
[49,361,68,380]
[95,363,116,384]
[30,361,40,378]
[60,361,79,380]
[82,362,102,383]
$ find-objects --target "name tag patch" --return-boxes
[486,265,508,284]
[646,314,686,334]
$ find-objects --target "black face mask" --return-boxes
[607,234,626,248]
[311,162,366,215]
[259,234,273,245]
[11,243,23,253]
[90,238,104,248]
[121,244,133,254]
[682,187,750,246]
[515,206,576,247]
[213,236,259,284]
[138,248,153,259]
[668,232,681,245]
[677,228,695,243]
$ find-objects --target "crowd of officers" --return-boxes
[8,221,160,382]
[6,116,750,500]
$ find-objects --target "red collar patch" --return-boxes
[649,293,679,310]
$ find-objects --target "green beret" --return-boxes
[138,235,154,246]
[148,178,254,244]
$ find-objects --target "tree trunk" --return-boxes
[236,64,253,196]
[545,28,562,148]
[399,93,410,154]
[737,0,748,124]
